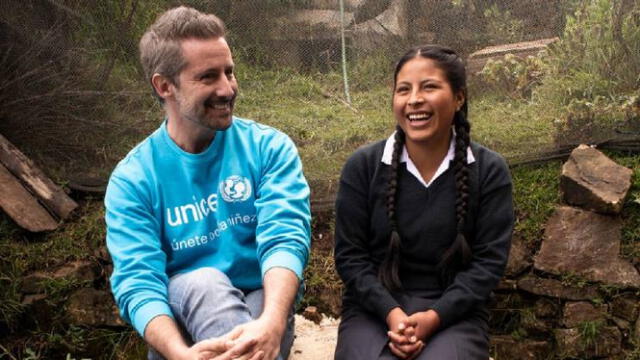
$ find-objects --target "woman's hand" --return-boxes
[386,308,424,359]
[406,310,441,342]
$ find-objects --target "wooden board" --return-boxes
[0,133,77,219]
[0,163,58,232]
[466,38,558,75]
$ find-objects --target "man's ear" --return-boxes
[151,73,175,101]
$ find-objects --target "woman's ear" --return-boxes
[455,90,465,111]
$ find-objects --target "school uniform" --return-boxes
[334,132,514,359]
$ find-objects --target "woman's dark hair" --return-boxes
[379,44,472,291]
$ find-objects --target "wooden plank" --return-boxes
[466,37,558,75]
[0,163,58,232]
[0,133,77,219]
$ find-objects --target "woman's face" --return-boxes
[393,57,464,148]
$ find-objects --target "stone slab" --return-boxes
[534,206,640,288]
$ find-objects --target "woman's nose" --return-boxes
[408,92,425,106]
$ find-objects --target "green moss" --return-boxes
[510,161,562,247]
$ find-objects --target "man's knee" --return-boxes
[168,267,244,308]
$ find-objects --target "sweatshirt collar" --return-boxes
[381,129,475,188]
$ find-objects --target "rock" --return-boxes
[350,0,407,52]
[534,206,640,288]
[20,260,98,294]
[634,315,640,346]
[272,10,354,41]
[534,298,559,318]
[267,9,354,68]
[302,306,323,324]
[521,316,553,337]
[20,273,51,294]
[66,288,125,327]
[290,315,339,360]
[562,302,608,328]
[495,279,518,291]
[21,293,54,326]
[611,316,632,332]
[94,245,111,263]
[306,0,364,11]
[555,326,622,358]
[21,293,47,306]
[353,0,390,22]
[490,293,524,310]
[610,293,639,322]
[505,236,532,277]
[490,335,551,360]
[517,275,599,301]
[560,145,632,214]
[53,260,98,282]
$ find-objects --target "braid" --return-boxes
[438,106,473,285]
[379,125,405,291]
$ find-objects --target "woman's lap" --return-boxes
[335,304,489,360]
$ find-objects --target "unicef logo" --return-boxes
[219,175,252,202]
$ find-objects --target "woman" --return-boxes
[333,45,514,359]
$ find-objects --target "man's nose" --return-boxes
[216,76,235,98]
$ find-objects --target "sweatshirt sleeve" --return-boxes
[429,153,514,329]
[334,150,401,320]
[254,132,311,280]
[105,173,173,336]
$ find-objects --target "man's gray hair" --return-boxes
[139,6,226,100]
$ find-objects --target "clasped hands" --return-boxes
[386,307,441,360]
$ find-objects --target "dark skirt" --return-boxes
[334,291,489,360]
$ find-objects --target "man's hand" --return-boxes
[225,267,298,360]
[180,337,264,360]
[146,315,265,360]
[385,307,423,359]
[178,335,264,360]
[225,317,284,360]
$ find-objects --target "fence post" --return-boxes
[339,0,351,104]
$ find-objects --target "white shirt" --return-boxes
[381,130,475,188]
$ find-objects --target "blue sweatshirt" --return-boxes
[105,117,311,336]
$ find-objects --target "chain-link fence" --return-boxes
[0,0,638,187]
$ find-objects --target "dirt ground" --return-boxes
[290,315,339,360]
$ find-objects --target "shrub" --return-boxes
[477,53,547,100]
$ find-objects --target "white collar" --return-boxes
[381,129,475,188]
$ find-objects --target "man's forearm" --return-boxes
[145,315,190,359]
[259,267,299,330]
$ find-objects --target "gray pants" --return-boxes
[148,267,295,360]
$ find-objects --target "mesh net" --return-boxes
[0,0,638,186]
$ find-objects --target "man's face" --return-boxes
[171,37,237,131]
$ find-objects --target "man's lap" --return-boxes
[148,267,294,360]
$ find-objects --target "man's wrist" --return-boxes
[257,313,287,336]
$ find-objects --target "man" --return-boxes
[105,6,311,360]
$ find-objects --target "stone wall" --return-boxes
[489,145,639,359]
